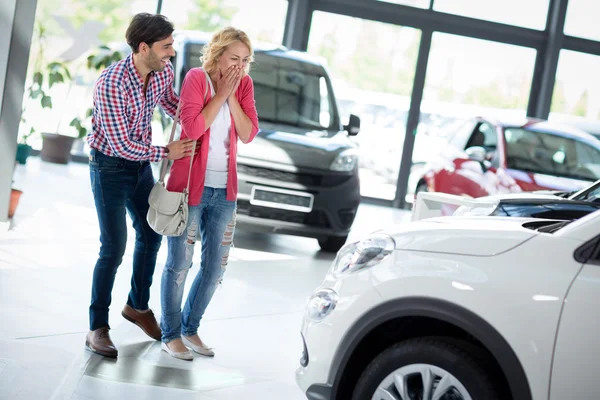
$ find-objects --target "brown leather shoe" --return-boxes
[86,327,118,358]
[121,304,161,341]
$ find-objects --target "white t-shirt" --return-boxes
[204,70,231,188]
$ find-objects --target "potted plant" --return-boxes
[37,60,78,164]
[69,108,92,154]
[20,23,78,164]
[15,128,34,165]
[9,186,23,219]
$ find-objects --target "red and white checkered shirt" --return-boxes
[88,53,179,162]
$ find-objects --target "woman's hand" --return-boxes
[215,66,241,100]
[230,69,244,98]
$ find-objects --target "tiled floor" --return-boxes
[1,157,410,400]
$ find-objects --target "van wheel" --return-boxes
[318,236,347,252]
[352,338,501,400]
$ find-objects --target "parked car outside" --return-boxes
[168,32,361,252]
[415,117,600,201]
[296,201,600,399]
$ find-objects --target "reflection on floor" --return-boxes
[1,157,410,399]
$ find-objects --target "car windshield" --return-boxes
[570,179,600,201]
[184,44,340,132]
[504,128,600,181]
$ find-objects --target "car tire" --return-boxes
[352,337,501,400]
[318,236,347,252]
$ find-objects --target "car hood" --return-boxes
[389,216,539,256]
[237,124,355,169]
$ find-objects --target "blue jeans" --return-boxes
[88,149,163,331]
[160,187,236,343]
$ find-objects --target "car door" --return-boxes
[436,121,502,197]
[549,239,600,399]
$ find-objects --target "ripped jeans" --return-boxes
[160,187,236,343]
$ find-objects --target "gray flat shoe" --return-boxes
[182,335,215,357]
[161,341,193,361]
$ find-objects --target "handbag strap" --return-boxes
[158,102,183,183]
[160,71,210,193]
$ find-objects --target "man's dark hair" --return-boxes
[126,13,174,53]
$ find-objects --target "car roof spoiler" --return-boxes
[411,192,496,221]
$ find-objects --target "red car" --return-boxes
[416,117,600,199]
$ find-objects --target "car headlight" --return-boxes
[330,233,395,278]
[306,288,338,321]
[330,149,358,172]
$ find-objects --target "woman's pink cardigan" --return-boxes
[166,68,259,205]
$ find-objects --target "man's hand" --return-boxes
[166,139,194,160]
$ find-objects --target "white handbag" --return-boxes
[147,102,196,237]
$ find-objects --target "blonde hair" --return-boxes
[202,27,254,74]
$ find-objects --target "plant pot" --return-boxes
[16,143,32,165]
[9,189,22,218]
[41,133,76,164]
[71,138,86,155]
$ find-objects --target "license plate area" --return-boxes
[250,186,314,213]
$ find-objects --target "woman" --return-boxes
[160,27,259,360]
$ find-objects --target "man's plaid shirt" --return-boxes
[88,53,178,162]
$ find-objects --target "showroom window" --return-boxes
[433,0,549,30]
[564,0,599,41]
[308,11,422,200]
[404,33,537,204]
[550,50,600,124]
[422,33,536,116]
[18,0,152,153]
[161,0,288,45]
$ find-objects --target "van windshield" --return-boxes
[184,44,340,132]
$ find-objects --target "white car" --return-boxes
[296,205,600,399]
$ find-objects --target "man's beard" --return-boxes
[148,50,167,72]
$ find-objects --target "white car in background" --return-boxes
[296,201,600,399]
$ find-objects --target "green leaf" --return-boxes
[86,108,93,118]
[30,88,42,99]
[48,72,64,88]
[47,62,61,71]
[77,127,87,139]
[33,72,43,86]
[41,95,52,109]
[63,67,71,80]
[69,118,80,127]
[111,51,123,63]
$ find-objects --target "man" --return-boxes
[86,13,193,358]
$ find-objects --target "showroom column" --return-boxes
[527,0,568,119]
[393,29,432,209]
[283,0,313,51]
[0,0,37,226]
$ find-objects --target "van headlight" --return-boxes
[330,149,358,172]
[330,233,395,278]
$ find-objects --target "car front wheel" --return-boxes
[318,236,347,252]
[352,338,501,400]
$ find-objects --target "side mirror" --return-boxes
[344,114,361,136]
[465,146,486,163]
